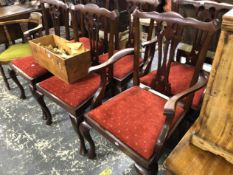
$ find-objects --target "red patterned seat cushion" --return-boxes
[140,62,205,107]
[87,86,184,159]
[99,52,143,80]
[79,37,91,50]
[11,55,48,78]
[192,87,205,108]
[39,73,100,107]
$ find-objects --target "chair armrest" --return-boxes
[164,75,207,116]
[23,24,43,39]
[154,75,207,148]
[88,48,134,73]
[141,37,157,48]
[89,48,134,109]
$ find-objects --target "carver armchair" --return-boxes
[31,4,136,155]
[0,12,44,98]
[79,10,216,174]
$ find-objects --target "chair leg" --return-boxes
[8,68,26,99]
[79,121,96,159]
[0,64,11,90]
[69,114,87,155]
[135,162,158,175]
[29,85,52,125]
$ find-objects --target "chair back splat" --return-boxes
[40,0,70,40]
[134,10,218,96]
[71,3,118,64]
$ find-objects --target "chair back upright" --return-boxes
[133,9,218,96]
[71,3,118,65]
[40,0,70,40]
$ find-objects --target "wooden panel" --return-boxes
[164,8,233,175]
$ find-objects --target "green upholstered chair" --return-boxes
[0,12,43,95]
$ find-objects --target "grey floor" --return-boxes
[0,66,172,175]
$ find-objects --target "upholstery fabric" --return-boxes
[99,52,143,80]
[87,86,184,159]
[0,43,31,62]
[140,62,203,107]
[192,87,205,108]
[39,73,100,108]
[79,37,91,50]
[11,55,48,79]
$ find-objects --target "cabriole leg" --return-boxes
[8,68,26,99]
[80,121,96,159]
[30,85,52,125]
[69,114,87,155]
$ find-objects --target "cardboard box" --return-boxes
[29,35,91,84]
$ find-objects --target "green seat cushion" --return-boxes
[0,43,32,62]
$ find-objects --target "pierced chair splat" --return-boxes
[139,11,219,110]
[71,3,138,94]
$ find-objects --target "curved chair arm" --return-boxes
[154,75,207,150]
[88,48,135,73]
[23,24,43,40]
[164,75,207,115]
[141,37,157,48]
[89,48,134,109]
[23,12,43,41]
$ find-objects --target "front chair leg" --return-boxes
[69,114,87,155]
[29,85,52,125]
[135,162,158,175]
[80,121,96,159]
[0,64,11,90]
[8,68,26,99]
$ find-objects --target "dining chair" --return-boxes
[0,12,44,98]
[170,0,233,111]
[79,10,217,174]
[9,0,77,101]
[32,4,136,155]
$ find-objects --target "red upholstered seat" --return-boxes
[192,87,205,108]
[79,37,91,50]
[11,55,48,78]
[39,73,100,108]
[99,52,143,80]
[140,62,204,107]
[87,86,184,159]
